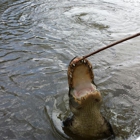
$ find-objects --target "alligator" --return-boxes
[63,57,115,139]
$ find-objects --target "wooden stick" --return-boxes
[80,32,140,60]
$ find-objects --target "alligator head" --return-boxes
[63,57,115,139]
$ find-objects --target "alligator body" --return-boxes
[63,57,115,139]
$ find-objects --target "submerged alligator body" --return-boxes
[63,57,115,139]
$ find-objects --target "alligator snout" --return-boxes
[63,57,115,139]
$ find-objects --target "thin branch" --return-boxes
[80,32,140,60]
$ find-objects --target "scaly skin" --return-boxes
[63,57,115,139]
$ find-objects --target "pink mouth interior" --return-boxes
[73,82,96,98]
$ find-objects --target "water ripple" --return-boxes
[0,0,140,140]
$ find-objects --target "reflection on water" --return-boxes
[0,0,140,139]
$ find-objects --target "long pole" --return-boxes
[80,32,140,60]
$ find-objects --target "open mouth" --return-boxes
[67,57,97,99]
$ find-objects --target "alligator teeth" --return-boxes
[69,74,72,78]
[81,59,84,63]
[82,96,86,100]
[89,65,92,69]
[72,63,75,67]
[84,60,86,64]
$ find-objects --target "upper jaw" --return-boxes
[67,57,95,99]
[67,57,94,89]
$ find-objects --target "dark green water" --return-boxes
[0,0,140,139]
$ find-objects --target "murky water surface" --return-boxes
[0,0,140,139]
